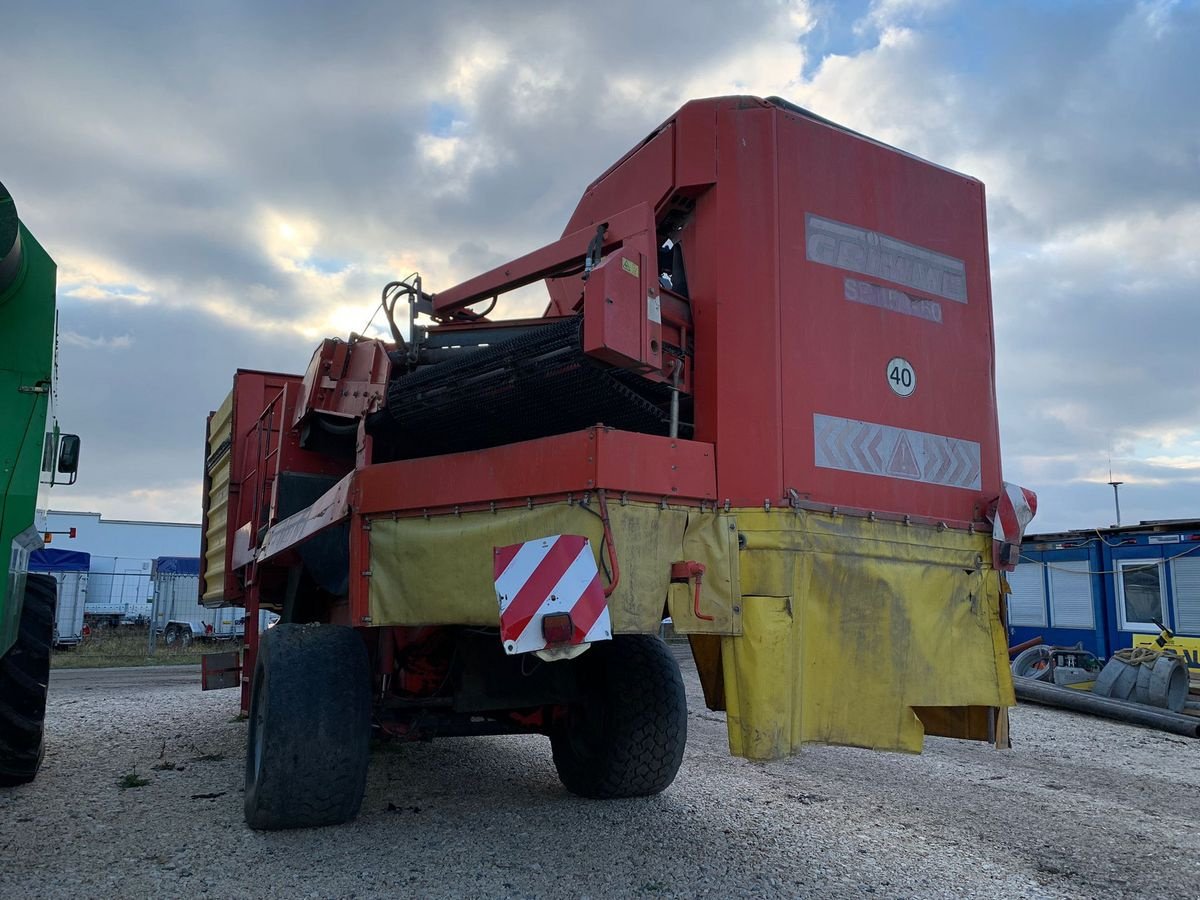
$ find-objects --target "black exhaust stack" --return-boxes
[0,181,23,296]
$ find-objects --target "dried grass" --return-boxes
[51,626,217,669]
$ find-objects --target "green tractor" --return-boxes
[1,180,79,785]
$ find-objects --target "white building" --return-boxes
[39,510,201,624]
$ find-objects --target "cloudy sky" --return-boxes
[4,0,1197,533]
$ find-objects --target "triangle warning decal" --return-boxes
[887,432,921,479]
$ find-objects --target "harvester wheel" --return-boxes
[550,634,687,799]
[0,574,57,786]
[243,624,371,830]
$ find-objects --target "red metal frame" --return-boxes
[353,428,714,515]
[544,96,1001,525]
[342,428,715,628]
[199,370,296,607]
[208,95,1009,709]
[293,337,392,427]
[433,202,676,382]
[433,202,655,316]
[206,370,354,706]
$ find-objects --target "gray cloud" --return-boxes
[786,0,1200,531]
[4,0,1197,534]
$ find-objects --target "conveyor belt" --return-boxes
[374,316,677,460]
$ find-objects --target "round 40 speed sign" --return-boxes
[886,357,916,397]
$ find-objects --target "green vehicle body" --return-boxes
[0,181,60,659]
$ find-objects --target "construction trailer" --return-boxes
[1008,520,1200,675]
[200,96,1034,830]
[28,549,89,648]
[40,511,201,626]
[0,180,80,784]
[82,557,154,626]
[152,556,207,645]
[152,556,272,646]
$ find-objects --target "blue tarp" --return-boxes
[152,556,201,576]
[29,549,90,572]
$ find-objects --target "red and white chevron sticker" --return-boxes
[493,534,612,655]
[813,414,982,490]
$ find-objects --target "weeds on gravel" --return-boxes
[190,750,227,762]
[119,771,151,790]
[51,626,210,669]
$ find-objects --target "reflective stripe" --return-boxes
[494,535,611,655]
[511,542,603,650]
[813,413,982,490]
[494,537,558,613]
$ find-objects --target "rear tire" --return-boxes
[244,624,371,830]
[0,574,57,786]
[551,634,687,799]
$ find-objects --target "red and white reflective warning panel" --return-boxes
[989,482,1038,572]
[493,534,612,656]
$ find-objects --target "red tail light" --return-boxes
[541,612,574,644]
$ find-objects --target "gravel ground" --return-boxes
[2,649,1198,900]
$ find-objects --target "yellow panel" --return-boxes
[719,508,1013,759]
[1133,633,1200,673]
[368,498,1010,758]
[368,501,705,631]
[202,389,233,604]
[668,512,742,634]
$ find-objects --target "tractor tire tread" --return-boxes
[551,634,686,799]
[243,624,371,830]
[0,574,56,786]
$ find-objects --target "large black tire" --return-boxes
[551,634,687,799]
[244,624,371,830]
[0,574,57,786]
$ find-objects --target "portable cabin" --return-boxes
[1007,520,1200,674]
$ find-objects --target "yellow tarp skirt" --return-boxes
[366,502,738,634]
[366,501,1013,759]
[720,509,1014,758]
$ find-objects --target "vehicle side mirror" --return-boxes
[57,434,80,474]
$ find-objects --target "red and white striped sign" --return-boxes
[493,534,612,656]
[990,482,1038,572]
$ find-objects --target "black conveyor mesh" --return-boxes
[375,316,675,460]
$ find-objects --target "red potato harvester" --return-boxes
[198,96,1036,830]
